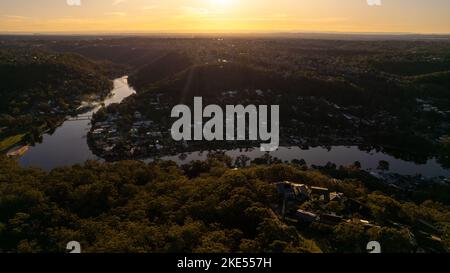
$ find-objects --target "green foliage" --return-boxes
[0,155,448,253]
[0,156,308,253]
[0,49,112,148]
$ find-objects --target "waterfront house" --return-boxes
[310,186,330,202]
[134,111,142,120]
[329,192,345,203]
[275,181,296,199]
[295,209,318,223]
[320,213,343,225]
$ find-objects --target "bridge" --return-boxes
[66,115,93,122]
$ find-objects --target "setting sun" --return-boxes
[210,0,231,5]
[1,0,450,259]
[207,0,235,14]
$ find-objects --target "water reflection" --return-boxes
[19,77,136,171]
[160,146,450,178]
[17,77,450,177]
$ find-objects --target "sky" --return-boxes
[1,0,450,34]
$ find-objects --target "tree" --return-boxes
[332,223,367,253]
[353,161,362,169]
[377,160,390,172]
[235,155,251,168]
[367,227,415,253]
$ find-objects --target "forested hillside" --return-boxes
[0,49,112,151]
[82,38,450,166]
[0,155,448,253]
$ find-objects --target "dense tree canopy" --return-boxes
[0,155,448,253]
[0,49,112,151]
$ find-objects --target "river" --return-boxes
[19,76,136,170]
[160,146,450,177]
[17,76,450,177]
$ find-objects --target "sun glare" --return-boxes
[1,0,450,34]
[210,0,233,8]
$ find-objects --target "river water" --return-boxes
[19,76,136,170]
[161,146,450,177]
[17,76,450,177]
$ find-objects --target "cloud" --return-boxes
[2,15,29,20]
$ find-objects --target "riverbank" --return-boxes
[0,92,110,155]
[11,76,450,178]
[17,77,135,171]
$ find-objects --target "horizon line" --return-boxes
[1,30,450,37]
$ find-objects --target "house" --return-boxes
[275,181,296,199]
[343,114,354,121]
[95,121,110,127]
[146,132,163,137]
[133,121,153,127]
[359,219,376,228]
[310,186,330,202]
[92,128,104,135]
[311,186,329,195]
[438,135,450,145]
[104,145,115,152]
[416,219,440,234]
[295,209,318,223]
[329,192,345,203]
[292,183,311,201]
[370,171,385,180]
[134,111,142,120]
[276,181,311,201]
[416,231,445,253]
[320,213,343,225]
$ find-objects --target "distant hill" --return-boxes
[128,52,193,91]
[414,70,450,87]
[160,63,281,98]
[0,50,111,103]
[51,44,167,72]
[129,61,367,107]
[0,49,112,149]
